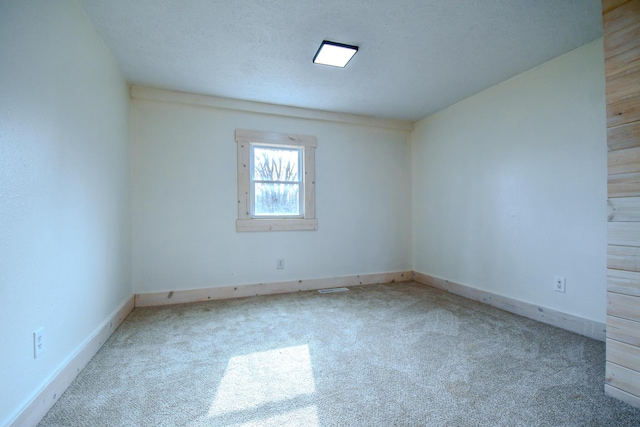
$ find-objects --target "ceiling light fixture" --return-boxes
[313,40,358,68]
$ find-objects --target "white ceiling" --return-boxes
[79,0,603,122]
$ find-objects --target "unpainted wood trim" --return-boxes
[412,271,447,291]
[235,129,317,231]
[235,129,317,147]
[605,383,640,409]
[412,272,606,341]
[304,146,316,219]
[237,141,250,220]
[130,85,415,132]
[9,296,135,427]
[606,361,640,401]
[135,271,413,307]
[236,218,318,232]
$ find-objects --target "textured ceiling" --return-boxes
[79,0,603,122]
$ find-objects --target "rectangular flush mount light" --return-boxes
[313,40,358,68]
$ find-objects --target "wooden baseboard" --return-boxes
[605,384,640,409]
[134,271,413,307]
[413,271,606,341]
[6,272,620,425]
[9,296,135,427]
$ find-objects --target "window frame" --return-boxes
[236,129,317,232]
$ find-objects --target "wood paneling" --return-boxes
[608,197,640,221]
[604,1,640,33]
[608,339,640,369]
[607,315,640,346]
[605,384,640,408]
[604,0,640,408]
[608,222,640,246]
[605,47,640,78]
[608,146,640,175]
[603,0,632,15]
[608,121,640,152]
[606,67,640,104]
[608,291,640,321]
[608,171,640,197]
[608,245,640,271]
[607,94,640,128]
[603,18,640,60]
[608,268,640,296]
[606,362,640,398]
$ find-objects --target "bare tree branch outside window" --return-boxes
[252,146,302,216]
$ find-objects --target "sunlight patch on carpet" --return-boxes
[226,405,319,427]
[208,345,316,417]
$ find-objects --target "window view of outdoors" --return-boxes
[252,145,302,216]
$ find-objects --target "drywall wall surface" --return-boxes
[132,95,412,293]
[0,1,131,424]
[411,39,607,323]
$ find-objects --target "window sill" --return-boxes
[236,218,318,232]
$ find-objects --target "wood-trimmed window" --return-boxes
[236,129,317,232]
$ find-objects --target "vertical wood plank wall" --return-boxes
[603,0,640,408]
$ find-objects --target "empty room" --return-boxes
[2,0,640,425]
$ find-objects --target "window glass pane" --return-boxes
[254,183,300,216]
[253,146,300,182]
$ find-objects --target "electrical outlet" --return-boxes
[33,328,44,358]
[554,276,566,293]
[277,258,284,269]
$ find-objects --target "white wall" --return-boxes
[0,1,131,425]
[132,98,412,293]
[0,2,607,421]
[412,39,607,323]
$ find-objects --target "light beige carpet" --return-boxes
[39,281,640,426]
